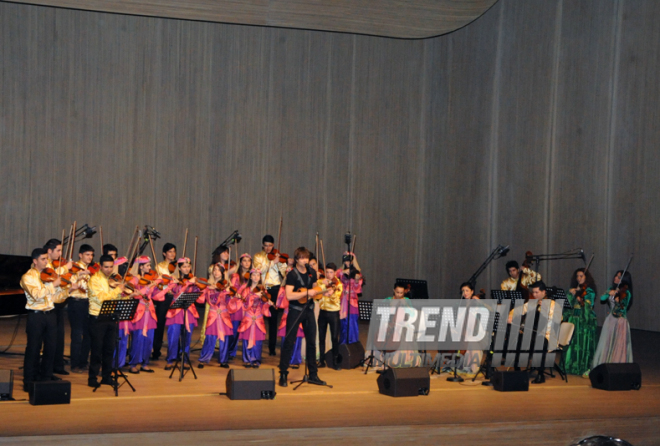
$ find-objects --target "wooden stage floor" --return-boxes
[0,317,658,445]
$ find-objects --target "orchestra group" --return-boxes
[19,232,633,393]
[19,234,363,391]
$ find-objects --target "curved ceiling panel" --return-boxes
[10,0,499,38]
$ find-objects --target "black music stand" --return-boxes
[357,300,384,374]
[168,292,201,382]
[94,298,139,396]
[547,287,572,311]
[395,279,428,299]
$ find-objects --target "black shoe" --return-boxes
[23,382,32,393]
[128,367,140,374]
[291,364,300,369]
[269,352,277,357]
[140,367,155,373]
[533,373,546,384]
[243,363,251,368]
[164,364,174,370]
[53,369,70,376]
[318,361,326,368]
[252,362,260,368]
[198,363,205,369]
[88,379,100,388]
[220,363,229,368]
[100,377,117,387]
[308,375,326,386]
[278,371,288,387]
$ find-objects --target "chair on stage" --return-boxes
[548,322,575,383]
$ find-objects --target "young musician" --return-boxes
[127,256,170,374]
[278,247,329,387]
[237,269,273,368]
[20,248,70,392]
[592,271,633,367]
[337,252,363,344]
[87,255,127,388]
[507,281,559,383]
[228,253,252,361]
[67,244,95,373]
[164,258,204,370]
[152,242,178,361]
[317,263,342,368]
[458,282,483,373]
[198,265,236,368]
[44,238,73,376]
[103,244,118,260]
[500,260,541,292]
[253,235,288,356]
[564,268,598,376]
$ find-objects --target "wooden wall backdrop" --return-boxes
[1,0,659,330]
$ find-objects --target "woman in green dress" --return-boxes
[563,268,598,376]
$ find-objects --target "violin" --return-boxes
[267,249,289,264]
[180,272,195,285]
[255,284,270,303]
[40,268,72,287]
[477,288,486,299]
[167,261,177,274]
[216,279,237,296]
[196,277,214,291]
[138,270,159,286]
[298,286,326,304]
[88,262,100,275]
[221,260,237,271]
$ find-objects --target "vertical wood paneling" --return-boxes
[1,0,660,330]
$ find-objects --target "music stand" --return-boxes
[357,300,372,321]
[395,279,428,299]
[547,287,571,311]
[472,312,499,386]
[168,292,201,382]
[94,298,139,396]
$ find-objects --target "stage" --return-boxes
[0,317,658,445]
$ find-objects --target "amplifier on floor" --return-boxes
[491,370,529,392]
[589,363,641,391]
[29,380,71,405]
[335,342,365,370]
[0,370,14,401]
[225,369,276,400]
[377,367,430,397]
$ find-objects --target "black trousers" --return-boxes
[88,316,117,381]
[53,302,67,370]
[68,299,91,369]
[279,302,318,376]
[318,309,340,361]
[266,286,282,354]
[23,310,57,385]
[152,293,173,358]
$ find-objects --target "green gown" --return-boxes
[562,287,597,375]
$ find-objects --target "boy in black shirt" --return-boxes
[279,247,330,387]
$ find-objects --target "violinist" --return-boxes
[500,260,541,293]
[209,245,237,281]
[67,244,96,374]
[198,264,237,369]
[458,282,484,373]
[87,255,128,388]
[128,256,170,374]
[279,247,329,387]
[152,242,178,361]
[337,252,363,345]
[44,238,74,377]
[317,263,343,369]
[227,253,253,361]
[275,262,305,369]
[164,258,204,370]
[20,248,70,392]
[564,268,598,376]
[237,269,273,368]
[592,271,633,368]
[102,244,118,260]
[253,235,288,356]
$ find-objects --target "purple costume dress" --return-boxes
[337,269,363,344]
[237,287,272,366]
[227,274,246,360]
[165,282,204,363]
[276,286,304,365]
[129,280,169,368]
[198,288,237,365]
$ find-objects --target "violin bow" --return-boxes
[193,236,198,277]
[615,254,634,293]
[182,228,189,260]
[99,226,104,253]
